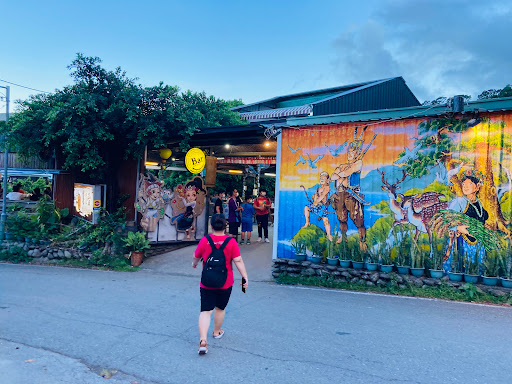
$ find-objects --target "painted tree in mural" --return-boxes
[398,117,511,237]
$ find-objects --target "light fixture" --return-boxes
[264,141,271,147]
[467,111,481,128]
[264,173,276,177]
[145,161,159,166]
[171,157,176,161]
[159,148,172,160]
[228,169,243,174]
[225,144,230,149]
[217,157,225,160]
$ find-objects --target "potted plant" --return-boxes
[410,238,425,277]
[337,236,351,268]
[350,246,364,270]
[379,243,393,273]
[122,231,150,266]
[501,241,512,288]
[448,245,463,282]
[394,227,410,275]
[483,250,501,286]
[308,239,325,264]
[429,234,444,279]
[463,245,481,284]
[365,250,378,271]
[291,239,307,262]
[325,238,339,266]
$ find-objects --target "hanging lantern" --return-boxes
[159,148,172,161]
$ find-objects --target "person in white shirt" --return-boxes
[6,185,24,200]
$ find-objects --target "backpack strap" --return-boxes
[219,236,233,251]
[206,235,216,250]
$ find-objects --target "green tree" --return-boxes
[5,54,245,210]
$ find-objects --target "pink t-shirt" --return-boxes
[194,234,240,290]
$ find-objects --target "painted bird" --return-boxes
[324,140,348,157]
[394,144,421,165]
[288,144,302,153]
[307,154,324,169]
[295,154,307,166]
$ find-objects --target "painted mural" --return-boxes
[278,114,512,275]
[135,173,207,242]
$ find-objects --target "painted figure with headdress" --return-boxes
[170,177,206,240]
[330,126,377,251]
[439,168,489,273]
[135,173,169,232]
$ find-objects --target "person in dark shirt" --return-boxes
[30,188,43,201]
[214,192,225,215]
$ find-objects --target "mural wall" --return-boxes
[135,174,207,242]
[277,114,512,273]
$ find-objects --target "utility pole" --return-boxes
[0,85,9,240]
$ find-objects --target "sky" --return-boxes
[1,0,511,112]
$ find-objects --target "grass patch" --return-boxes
[276,274,512,306]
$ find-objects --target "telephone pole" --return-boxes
[0,85,10,239]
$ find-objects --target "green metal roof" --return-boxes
[286,97,512,126]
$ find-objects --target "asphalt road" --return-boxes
[1,262,512,384]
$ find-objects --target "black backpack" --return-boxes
[201,235,232,288]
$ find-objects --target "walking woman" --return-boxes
[192,214,249,355]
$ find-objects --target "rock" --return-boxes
[396,275,404,284]
[274,259,288,265]
[28,250,34,257]
[337,277,347,283]
[361,274,370,280]
[398,284,407,289]
[350,277,359,284]
[41,249,48,257]
[422,285,428,289]
[337,267,348,272]
[64,250,71,259]
[366,281,375,287]
[413,278,423,287]
[349,269,361,277]
[57,250,65,258]
[310,264,322,269]
[441,275,450,282]
[288,260,300,266]
[286,267,301,273]
[376,279,386,286]
[370,273,380,283]
[326,265,338,271]
[379,273,390,280]
[341,271,351,279]
[488,289,508,297]
[302,268,316,276]
[332,271,341,276]
[301,261,312,267]
[422,278,440,286]
[447,282,461,288]
[272,272,281,278]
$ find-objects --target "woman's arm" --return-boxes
[233,256,248,289]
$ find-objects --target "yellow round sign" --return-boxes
[185,148,206,174]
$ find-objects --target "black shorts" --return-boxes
[228,222,239,236]
[200,286,233,312]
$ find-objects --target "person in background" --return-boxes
[6,185,24,201]
[240,196,255,245]
[29,187,43,201]
[235,191,243,225]
[254,188,271,243]
[192,214,248,355]
[227,188,242,238]
[15,183,26,194]
[214,191,225,215]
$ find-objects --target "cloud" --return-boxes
[330,0,512,102]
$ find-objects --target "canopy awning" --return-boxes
[239,105,312,122]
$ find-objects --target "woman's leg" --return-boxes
[198,310,212,342]
[213,308,226,336]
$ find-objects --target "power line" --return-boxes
[0,79,52,94]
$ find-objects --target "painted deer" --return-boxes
[378,169,409,228]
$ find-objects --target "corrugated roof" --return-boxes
[239,105,313,122]
[286,97,512,126]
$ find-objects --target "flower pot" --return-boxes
[130,251,144,267]
[380,264,394,273]
[327,257,339,266]
[310,255,322,264]
[410,268,425,277]
[365,262,378,271]
[351,261,364,270]
[295,253,307,262]
[339,260,351,268]
[448,272,463,282]
[500,278,512,288]
[397,266,410,275]
[429,269,444,279]
[464,274,479,284]
[482,276,498,286]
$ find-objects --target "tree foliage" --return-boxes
[5,54,245,180]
